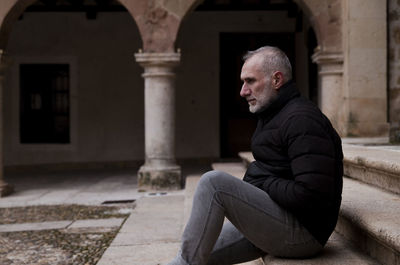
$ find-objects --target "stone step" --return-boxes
[342,144,400,195]
[337,177,400,265]
[211,162,247,178]
[239,151,255,167]
[263,232,380,265]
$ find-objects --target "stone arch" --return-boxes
[176,0,342,55]
[0,0,37,50]
[0,0,147,195]
[119,0,202,52]
[0,0,144,51]
[293,0,342,53]
[173,0,344,137]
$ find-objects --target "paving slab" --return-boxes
[0,220,72,232]
[113,211,183,245]
[97,242,181,265]
[68,218,125,229]
[0,189,51,207]
[98,194,185,264]
[134,193,185,214]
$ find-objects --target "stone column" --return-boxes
[135,52,181,190]
[0,50,13,197]
[312,50,345,135]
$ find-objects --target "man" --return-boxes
[168,46,343,265]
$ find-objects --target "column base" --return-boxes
[138,165,182,190]
[0,183,14,197]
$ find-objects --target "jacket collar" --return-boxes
[257,80,300,122]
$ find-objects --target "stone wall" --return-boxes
[4,12,144,166]
[341,0,388,137]
[3,10,309,166]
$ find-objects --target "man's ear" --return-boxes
[272,71,284,89]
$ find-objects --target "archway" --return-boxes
[175,0,322,158]
[0,0,144,191]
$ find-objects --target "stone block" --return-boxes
[97,243,180,265]
[114,213,183,245]
[111,195,184,246]
[345,121,389,137]
[348,0,386,19]
[348,18,386,49]
[211,162,246,179]
[68,218,125,229]
[348,98,387,123]
[348,49,386,99]
[343,143,400,194]
[0,221,72,232]
[134,194,185,213]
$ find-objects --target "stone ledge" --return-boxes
[337,177,400,265]
[342,143,400,194]
[211,162,247,178]
[238,151,255,166]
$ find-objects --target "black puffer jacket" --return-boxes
[243,80,343,246]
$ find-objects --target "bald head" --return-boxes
[243,46,292,83]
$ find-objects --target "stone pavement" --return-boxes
[0,166,212,265]
[1,168,141,207]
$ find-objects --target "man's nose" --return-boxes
[240,84,250,97]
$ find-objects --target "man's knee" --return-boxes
[199,170,234,189]
[199,170,220,187]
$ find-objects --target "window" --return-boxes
[20,64,70,144]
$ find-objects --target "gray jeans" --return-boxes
[167,170,323,265]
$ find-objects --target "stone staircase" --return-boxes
[224,142,399,265]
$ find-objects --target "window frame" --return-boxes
[11,56,78,151]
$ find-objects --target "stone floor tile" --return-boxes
[97,243,180,265]
[0,220,72,232]
[68,218,125,229]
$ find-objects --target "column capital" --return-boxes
[312,50,344,76]
[134,52,180,67]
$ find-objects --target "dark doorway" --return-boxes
[219,32,295,158]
